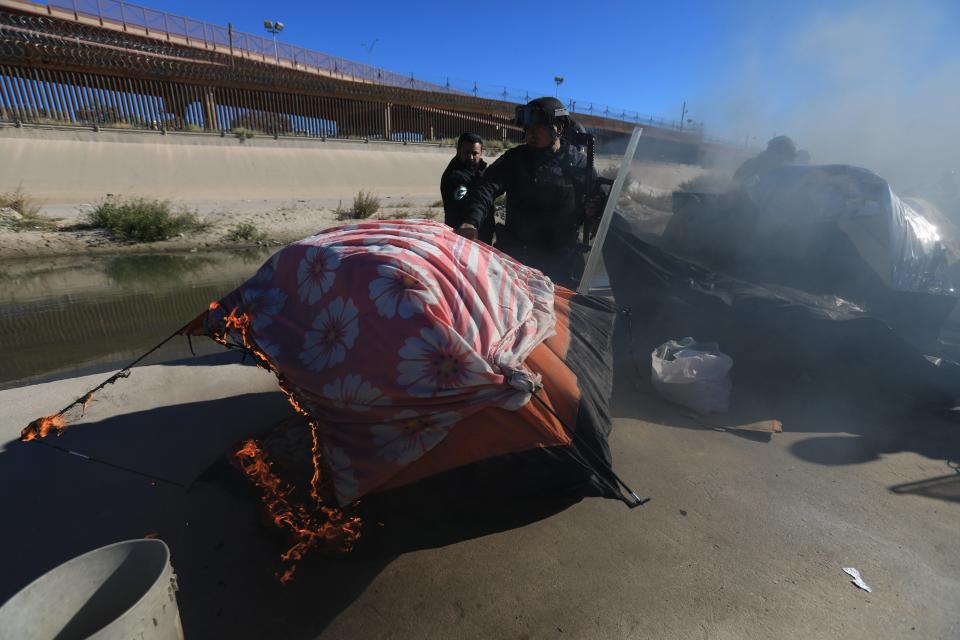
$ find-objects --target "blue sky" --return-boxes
[149,1,957,182]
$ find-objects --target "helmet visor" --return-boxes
[515,103,570,128]
[514,105,549,128]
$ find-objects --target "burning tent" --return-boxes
[19,219,639,578]
[193,220,639,510]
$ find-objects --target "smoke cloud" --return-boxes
[706,2,960,194]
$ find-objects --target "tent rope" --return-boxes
[59,321,192,422]
[35,440,186,487]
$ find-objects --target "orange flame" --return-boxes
[309,422,323,505]
[232,438,362,583]
[208,308,312,419]
[20,413,67,442]
[210,306,362,580]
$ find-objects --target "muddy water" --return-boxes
[0,249,274,388]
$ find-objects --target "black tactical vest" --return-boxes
[503,142,589,250]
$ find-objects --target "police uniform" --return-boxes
[440,156,494,243]
[462,139,596,284]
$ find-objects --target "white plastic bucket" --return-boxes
[0,539,183,640]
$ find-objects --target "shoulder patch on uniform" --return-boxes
[455,185,468,200]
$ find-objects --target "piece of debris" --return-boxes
[737,419,783,433]
[842,567,872,592]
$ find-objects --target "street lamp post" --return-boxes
[263,19,284,65]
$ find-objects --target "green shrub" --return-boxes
[86,197,208,242]
[351,190,380,219]
[226,222,267,242]
[231,127,256,139]
[483,139,518,152]
[428,200,443,208]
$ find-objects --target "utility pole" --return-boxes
[680,101,687,130]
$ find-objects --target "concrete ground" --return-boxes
[1,343,958,638]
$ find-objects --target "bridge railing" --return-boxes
[10,0,708,137]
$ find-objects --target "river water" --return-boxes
[0,249,274,389]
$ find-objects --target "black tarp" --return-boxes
[603,214,960,409]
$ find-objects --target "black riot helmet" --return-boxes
[515,96,570,129]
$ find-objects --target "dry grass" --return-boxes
[335,190,381,221]
[226,222,267,242]
[376,209,440,221]
[0,186,57,231]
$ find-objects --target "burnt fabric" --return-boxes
[201,220,622,505]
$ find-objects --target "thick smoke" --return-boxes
[707,2,960,196]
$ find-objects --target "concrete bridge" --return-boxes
[0,0,718,164]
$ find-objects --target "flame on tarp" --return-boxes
[211,305,362,581]
[233,438,362,583]
[20,414,67,441]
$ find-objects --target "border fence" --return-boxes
[0,63,524,144]
[4,0,704,135]
[0,6,526,144]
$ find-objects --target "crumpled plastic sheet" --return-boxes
[747,164,956,296]
[842,567,873,593]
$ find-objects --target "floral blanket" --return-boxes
[207,220,557,503]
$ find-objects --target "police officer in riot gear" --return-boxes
[457,97,601,285]
[441,132,494,243]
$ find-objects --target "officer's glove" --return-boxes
[456,223,479,240]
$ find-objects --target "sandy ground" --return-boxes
[1,341,957,638]
[0,195,444,259]
[0,159,704,260]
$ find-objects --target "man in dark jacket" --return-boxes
[733,135,799,185]
[441,133,494,243]
[457,97,599,285]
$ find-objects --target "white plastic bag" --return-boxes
[651,338,733,415]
